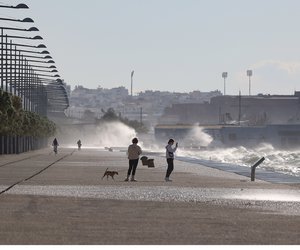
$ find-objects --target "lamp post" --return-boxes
[0,25,39,90]
[0,26,39,32]
[0,35,43,41]
[0,3,29,9]
[222,72,228,96]
[0,17,34,23]
[247,70,253,96]
[131,70,134,97]
[1,33,43,94]
[1,40,58,114]
[0,4,69,116]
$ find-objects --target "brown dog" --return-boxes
[102,168,118,181]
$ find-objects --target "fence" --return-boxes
[0,135,48,154]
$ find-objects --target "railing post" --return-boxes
[251,157,265,181]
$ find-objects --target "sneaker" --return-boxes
[124,178,129,182]
[165,178,172,182]
[130,179,137,182]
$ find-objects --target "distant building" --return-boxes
[159,93,300,126]
[66,85,222,127]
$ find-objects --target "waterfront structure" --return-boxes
[155,92,300,148]
[159,93,300,126]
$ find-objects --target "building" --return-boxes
[159,93,300,126]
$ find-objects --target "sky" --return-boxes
[2,0,300,95]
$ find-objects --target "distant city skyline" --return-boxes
[4,0,300,95]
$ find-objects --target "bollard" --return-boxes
[251,157,265,181]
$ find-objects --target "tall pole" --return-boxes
[14,46,17,95]
[249,76,251,96]
[238,91,241,125]
[9,40,12,93]
[247,70,252,96]
[131,70,134,97]
[222,72,228,96]
[1,28,3,89]
[5,35,8,91]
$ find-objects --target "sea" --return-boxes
[72,121,300,178]
[175,143,300,177]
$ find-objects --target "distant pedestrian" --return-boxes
[165,139,178,182]
[125,138,142,182]
[77,139,82,150]
[52,138,59,155]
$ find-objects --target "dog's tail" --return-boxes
[102,168,109,179]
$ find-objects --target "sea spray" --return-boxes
[177,143,300,177]
[95,121,138,147]
[184,125,213,147]
[56,121,140,148]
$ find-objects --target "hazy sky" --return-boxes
[3,0,300,95]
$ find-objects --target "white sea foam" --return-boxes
[175,143,300,177]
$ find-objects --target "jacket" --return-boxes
[166,144,177,159]
[127,144,142,160]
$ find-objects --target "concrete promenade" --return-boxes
[0,147,299,244]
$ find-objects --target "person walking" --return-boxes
[125,138,142,182]
[52,138,59,155]
[165,139,178,182]
[77,139,82,150]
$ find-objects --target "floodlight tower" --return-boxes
[222,72,228,95]
[247,70,253,96]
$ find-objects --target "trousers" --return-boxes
[166,158,174,178]
[128,159,139,176]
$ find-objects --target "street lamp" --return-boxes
[21,55,52,60]
[0,4,69,116]
[247,70,253,96]
[0,35,43,40]
[222,72,228,96]
[0,25,40,90]
[16,49,49,55]
[0,3,29,9]
[6,42,47,49]
[1,43,50,87]
[1,39,56,112]
[30,65,56,70]
[0,26,39,32]
[0,17,34,23]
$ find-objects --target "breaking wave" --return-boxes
[177,143,300,177]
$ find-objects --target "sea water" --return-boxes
[172,126,300,177]
[176,143,300,177]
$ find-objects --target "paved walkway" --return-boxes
[0,147,299,244]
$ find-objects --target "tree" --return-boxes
[0,90,56,137]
